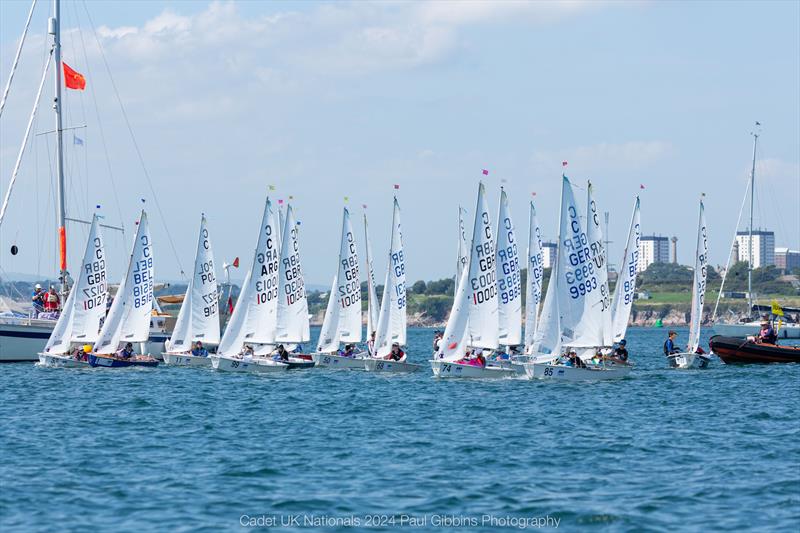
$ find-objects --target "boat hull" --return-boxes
[311,353,367,369]
[714,322,800,339]
[430,359,517,379]
[524,363,632,381]
[210,355,288,373]
[709,335,800,364]
[286,357,315,370]
[162,353,212,367]
[87,354,159,368]
[37,353,90,368]
[667,352,711,369]
[364,358,421,373]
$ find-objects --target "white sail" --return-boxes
[166,215,219,352]
[363,212,380,339]
[373,198,407,357]
[277,202,285,255]
[586,182,613,346]
[44,215,107,354]
[436,261,471,362]
[530,252,561,356]
[556,176,604,348]
[95,211,153,354]
[275,204,310,344]
[496,188,522,347]
[316,275,340,352]
[217,196,280,356]
[610,197,641,343]
[336,207,362,343]
[687,199,709,353]
[466,182,499,349]
[456,206,469,287]
[524,201,544,351]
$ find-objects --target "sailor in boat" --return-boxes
[41,286,61,318]
[664,331,681,357]
[456,348,486,368]
[560,350,586,368]
[755,319,778,345]
[383,342,406,362]
[236,345,255,360]
[604,340,629,364]
[191,341,209,357]
[72,345,90,362]
[116,342,135,360]
[432,331,443,353]
[272,344,290,363]
[339,344,356,358]
[367,331,376,356]
[31,284,45,317]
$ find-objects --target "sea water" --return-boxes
[1,327,798,532]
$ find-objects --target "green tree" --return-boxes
[411,280,427,294]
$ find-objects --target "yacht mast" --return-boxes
[49,0,68,293]
[747,130,758,313]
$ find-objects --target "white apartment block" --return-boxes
[735,230,775,268]
[637,235,670,273]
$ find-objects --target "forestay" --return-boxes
[44,215,107,354]
[166,215,219,352]
[687,200,709,353]
[363,212,380,340]
[275,204,310,345]
[610,197,641,343]
[373,198,406,357]
[586,182,613,346]
[95,211,153,354]
[496,188,522,347]
[556,177,605,348]
[217,196,280,356]
[524,201,544,351]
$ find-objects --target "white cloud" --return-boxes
[531,140,673,172]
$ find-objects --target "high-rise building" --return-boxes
[542,242,557,269]
[735,230,775,268]
[775,247,800,273]
[637,235,670,273]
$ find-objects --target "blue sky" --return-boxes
[1,0,798,286]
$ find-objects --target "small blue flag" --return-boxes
[73,135,84,146]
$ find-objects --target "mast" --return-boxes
[747,131,758,313]
[50,0,68,293]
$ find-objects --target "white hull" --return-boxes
[311,353,367,370]
[430,359,517,379]
[488,360,526,374]
[524,363,632,381]
[667,352,711,369]
[211,355,288,373]
[162,352,212,367]
[364,358,420,373]
[37,353,89,368]
[713,322,800,339]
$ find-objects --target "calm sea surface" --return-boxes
[1,327,798,532]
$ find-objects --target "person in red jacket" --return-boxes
[43,286,60,312]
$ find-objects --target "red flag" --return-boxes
[481,169,489,175]
[232,257,240,268]
[640,184,646,189]
[63,62,86,90]
[393,184,400,189]
[562,161,568,167]
[227,295,234,314]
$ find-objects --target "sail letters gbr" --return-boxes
[498,216,521,305]
[83,236,106,311]
[282,225,305,306]
[339,230,360,308]
[471,210,496,304]
[563,206,598,300]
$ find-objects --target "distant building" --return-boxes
[735,230,775,268]
[637,235,670,273]
[542,242,557,269]
[775,247,800,273]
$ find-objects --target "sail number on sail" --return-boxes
[529,225,544,304]
[198,229,218,317]
[282,226,305,305]
[563,206,599,300]
[471,211,496,304]
[255,225,279,305]
[497,216,521,304]
[391,249,406,309]
[587,199,612,311]
[696,224,708,307]
[132,235,153,308]
[339,231,360,308]
[620,222,641,305]
[82,237,106,310]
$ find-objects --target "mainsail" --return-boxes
[95,211,153,354]
[610,197,641,343]
[530,250,560,356]
[687,199,709,353]
[372,198,407,357]
[363,211,380,340]
[466,182,498,349]
[166,215,219,352]
[217,196,280,356]
[275,204,310,345]
[586,182,613,346]
[496,188,521,347]
[44,215,107,354]
[524,201,544,351]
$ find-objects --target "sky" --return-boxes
[1,0,798,287]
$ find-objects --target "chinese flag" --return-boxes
[232,257,240,268]
[63,62,86,90]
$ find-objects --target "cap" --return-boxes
[619,339,627,345]
[34,283,42,289]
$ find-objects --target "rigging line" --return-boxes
[0,0,37,119]
[81,0,186,279]
[73,2,125,239]
[68,0,91,216]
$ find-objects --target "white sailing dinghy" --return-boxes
[363,210,381,353]
[163,216,219,367]
[432,183,514,378]
[365,198,418,373]
[88,211,158,368]
[524,177,631,381]
[272,203,315,369]
[669,198,711,369]
[211,196,287,373]
[38,215,107,368]
[312,207,365,369]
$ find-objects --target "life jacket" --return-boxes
[43,292,60,311]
